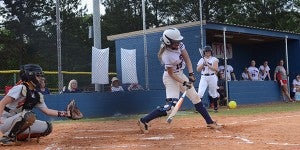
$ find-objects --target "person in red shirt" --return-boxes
[274,59,294,102]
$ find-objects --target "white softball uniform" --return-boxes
[259,65,270,80]
[242,72,250,80]
[218,65,234,81]
[0,85,49,136]
[162,43,201,104]
[247,66,260,81]
[292,79,300,92]
[197,56,219,98]
[111,86,124,92]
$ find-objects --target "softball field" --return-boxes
[1,103,300,150]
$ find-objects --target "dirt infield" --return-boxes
[1,110,300,150]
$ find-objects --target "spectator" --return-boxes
[247,60,260,81]
[110,77,124,92]
[241,67,250,80]
[38,77,51,95]
[218,63,237,81]
[128,83,144,91]
[259,61,271,81]
[63,79,81,93]
[291,74,300,100]
[274,59,294,102]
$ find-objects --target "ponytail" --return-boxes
[158,43,166,64]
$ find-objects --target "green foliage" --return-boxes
[0,0,300,74]
[213,102,300,116]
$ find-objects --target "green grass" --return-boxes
[211,101,300,116]
[53,102,300,123]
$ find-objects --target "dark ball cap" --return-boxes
[203,46,212,52]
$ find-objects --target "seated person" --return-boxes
[127,83,144,91]
[247,60,260,81]
[218,63,237,81]
[259,61,271,81]
[241,67,250,80]
[111,77,124,92]
[37,77,51,95]
[291,74,300,100]
[63,79,81,93]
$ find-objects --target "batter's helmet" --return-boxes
[19,64,43,86]
[162,27,183,45]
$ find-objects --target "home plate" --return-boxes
[142,134,174,140]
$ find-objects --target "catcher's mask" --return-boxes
[19,64,44,88]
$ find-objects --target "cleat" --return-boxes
[0,136,17,146]
[207,121,223,130]
[138,119,149,134]
[214,110,218,113]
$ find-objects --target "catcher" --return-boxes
[0,64,83,146]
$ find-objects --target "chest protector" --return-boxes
[22,85,41,110]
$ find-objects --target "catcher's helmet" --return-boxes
[19,64,43,86]
[162,27,183,45]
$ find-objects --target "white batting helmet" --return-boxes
[162,28,183,45]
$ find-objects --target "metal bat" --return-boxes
[199,48,204,58]
[166,90,187,124]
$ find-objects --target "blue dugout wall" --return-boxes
[0,81,281,121]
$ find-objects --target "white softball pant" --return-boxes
[198,74,219,98]
[163,70,201,104]
[0,113,49,136]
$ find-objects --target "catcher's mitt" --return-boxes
[67,100,83,120]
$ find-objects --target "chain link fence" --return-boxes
[0,70,116,95]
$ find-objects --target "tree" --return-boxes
[0,0,92,71]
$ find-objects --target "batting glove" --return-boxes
[188,72,196,82]
[183,81,192,89]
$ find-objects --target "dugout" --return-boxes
[107,21,300,104]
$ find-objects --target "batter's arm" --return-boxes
[166,67,185,84]
[181,49,194,74]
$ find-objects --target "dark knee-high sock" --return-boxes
[141,108,167,123]
[213,98,218,110]
[195,102,213,124]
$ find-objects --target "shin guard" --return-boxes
[8,111,36,139]
[17,121,53,141]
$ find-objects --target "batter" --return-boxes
[138,28,222,134]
